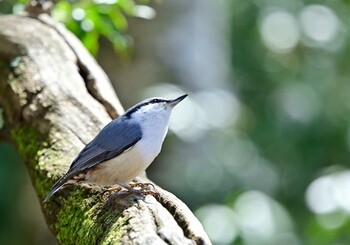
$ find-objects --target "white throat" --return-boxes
[131,103,172,163]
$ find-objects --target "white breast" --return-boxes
[85,145,148,185]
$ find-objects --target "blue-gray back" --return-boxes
[68,115,142,174]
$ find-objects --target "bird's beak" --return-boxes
[168,94,188,107]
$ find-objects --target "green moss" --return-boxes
[54,190,127,245]
[11,126,52,197]
[11,127,127,244]
[100,217,127,245]
[11,126,42,162]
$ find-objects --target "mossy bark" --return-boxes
[0,12,211,245]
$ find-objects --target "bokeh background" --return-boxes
[1,0,350,244]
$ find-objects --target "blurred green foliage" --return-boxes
[0,143,28,244]
[0,0,156,57]
[228,0,350,244]
[52,0,144,57]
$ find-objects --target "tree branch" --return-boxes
[0,13,211,245]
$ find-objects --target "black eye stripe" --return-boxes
[124,98,168,118]
[151,99,163,103]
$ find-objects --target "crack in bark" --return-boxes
[147,201,172,245]
[151,208,175,245]
[25,11,121,119]
[155,191,207,245]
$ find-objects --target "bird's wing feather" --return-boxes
[68,116,142,173]
[43,116,142,202]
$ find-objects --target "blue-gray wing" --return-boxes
[43,116,142,202]
[69,116,142,173]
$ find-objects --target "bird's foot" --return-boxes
[129,182,158,197]
[103,184,125,200]
[105,185,122,193]
[130,182,159,198]
[104,182,158,200]
[129,182,155,191]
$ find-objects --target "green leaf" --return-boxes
[49,0,157,56]
[52,1,72,23]
[110,31,132,58]
[116,0,135,16]
[110,8,128,31]
[81,31,99,56]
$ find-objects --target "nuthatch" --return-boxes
[44,94,187,202]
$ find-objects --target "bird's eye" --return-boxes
[153,99,159,103]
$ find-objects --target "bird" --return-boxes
[44,94,188,202]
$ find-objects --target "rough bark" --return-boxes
[0,11,211,245]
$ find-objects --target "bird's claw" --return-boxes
[103,186,122,197]
[128,182,158,198]
[103,182,158,200]
[129,182,155,190]
[130,183,159,198]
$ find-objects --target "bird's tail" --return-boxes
[43,186,61,203]
[43,174,72,202]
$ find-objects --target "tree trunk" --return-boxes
[0,9,211,245]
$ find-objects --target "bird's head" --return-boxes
[124,94,188,120]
